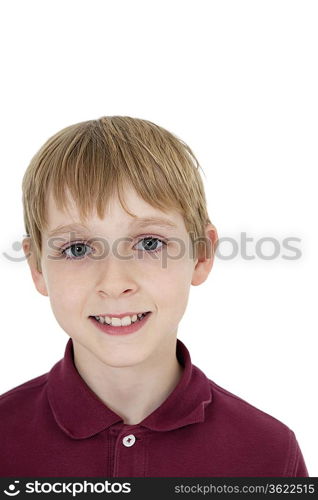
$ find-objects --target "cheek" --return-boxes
[45,267,84,316]
[153,264,193,311]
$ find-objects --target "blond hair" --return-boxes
[22,116,213,272]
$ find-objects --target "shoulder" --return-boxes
[0,373,49,415]
[208,379,290,435]
[203,379,307,476]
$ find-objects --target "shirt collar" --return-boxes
[47,338,212,439]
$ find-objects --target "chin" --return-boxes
[100,344,151,367]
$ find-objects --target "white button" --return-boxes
[122,434,136,447]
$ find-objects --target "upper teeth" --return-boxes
[94,313,146,327]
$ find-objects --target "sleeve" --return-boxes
[286,430,309,477]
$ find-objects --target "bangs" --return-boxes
[22,116,212,270]
[32,117,201,230]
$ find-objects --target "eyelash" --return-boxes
[60,236,168,261]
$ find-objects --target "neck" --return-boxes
[72,339,184,425]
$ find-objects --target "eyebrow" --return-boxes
[47,217,178,237]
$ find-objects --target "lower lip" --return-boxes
[89,312,152,336]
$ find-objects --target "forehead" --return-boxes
[45,184,186,234]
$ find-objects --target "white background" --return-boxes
[0,0,317,475]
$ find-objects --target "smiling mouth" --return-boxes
[88,311,152,336]
[89,312,151,326]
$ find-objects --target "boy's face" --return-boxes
[23,183,217,369]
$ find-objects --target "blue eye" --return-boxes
[63,242,93,260]
[135,237,166,254]
[61,236,167,261]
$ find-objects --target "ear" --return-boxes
[22,238,49,297]
[191,224,218,286]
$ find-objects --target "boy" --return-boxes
[0,116,308,477]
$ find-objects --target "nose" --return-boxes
[95,250,138,298]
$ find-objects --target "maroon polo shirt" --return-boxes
[0,338,308,477]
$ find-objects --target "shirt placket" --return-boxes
[110,425,147,477]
